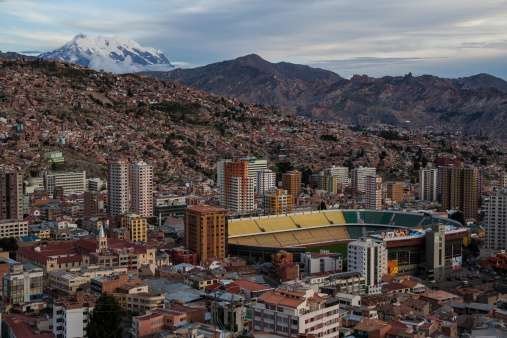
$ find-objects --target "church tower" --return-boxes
[97,222,108,253]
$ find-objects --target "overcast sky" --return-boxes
[2,0,507,78]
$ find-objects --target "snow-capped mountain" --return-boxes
[39,34,174,73]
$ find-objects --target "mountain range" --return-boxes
[40,34,174,73]
[147,54,507,138]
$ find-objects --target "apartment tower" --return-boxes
[0,168,23,221]
[185,205,227,263]
[130,161,154,217]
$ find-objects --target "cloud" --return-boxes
[1,0,507,78]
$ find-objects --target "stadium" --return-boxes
[228,209,469,276]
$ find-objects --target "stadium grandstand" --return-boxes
[228,209,468,268]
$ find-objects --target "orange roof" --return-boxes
[3,314,53,338]
[229,279,272,292]
[258,291,304,309]
[354,318,390,332]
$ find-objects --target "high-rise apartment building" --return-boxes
[503,173,507,188]
[386,181,405,204]
[347,238,387,294]
[483,189,507,250]
[185,205,227,263]
[223,161,255,214]
[256,169,276,196]
[130,161,154,217]
[351,167,376,194]
[263,189,294,215]
[120,213,148,242]
[365,176,382,210]
[282,170,302,202]
[243,157,268,184]
[107,158,130,217]
[216,159,231,206]
[44,171,86,196]
[419,168,438,201]
[438,166,480,220]
[0,169,23,221]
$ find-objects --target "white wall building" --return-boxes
[228,176,256,214]
[256,169,276,195]
[347,238,387,294]
[130,161,154,217]
[351,167,376,193]
[53,294,95,338]
[484,189,507,250]
[365,176,382,210]
[419,168,438,201]
[87,178,103,192]
[301,252,343,275]
[253,287,341,338]
[44,171,86,195]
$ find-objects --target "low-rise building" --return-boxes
[49,270,89,295]
[301,251,343,275]
[253,286,341,337]
[3,263,43,307]
[0,219,28,239]
[113,280,165,313]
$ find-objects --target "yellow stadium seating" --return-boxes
[255,217,297,232]
[323,211,346,225]
[290,213,331,228]
[273,232,299,246]
[228,220,262,236]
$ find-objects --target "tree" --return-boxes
[0,237,18,252]
[86,295,123,338]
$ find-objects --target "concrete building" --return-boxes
[386,181,405,204]
[253,286,341,337]
[216,159,231,206]
[53,293,96,338]
[0,168,23,221]
[185,205,227,263]
[0,220,28,239]
[120,213,148,243]
[256,169,276,195]
[419,168,438,201]
[425,223,446,281]
[484,189,507,250]
[2,263,43,306]
[352,167,376,194]
[113,281,165,313]
[347,238,387,294]
[243,157,268,188]
[107,158,130,217]
[83,191,104,219]
[301,251,343,275]
[86,177,103,192]
[282,170,302,202]
[129,161,154,218]
[44,171,86,196]
[365,176,382,210]
[223,161,255,214]
[438,166,480,220]
[48,270,89,295]
[263,188,294,215]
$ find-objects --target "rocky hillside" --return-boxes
[0,57,504,189]
[150,55,507,138]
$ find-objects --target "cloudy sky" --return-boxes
[2,0,507,78]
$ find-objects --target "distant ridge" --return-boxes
[145,54,507,138]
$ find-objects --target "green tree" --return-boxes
[86,295,123,338]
